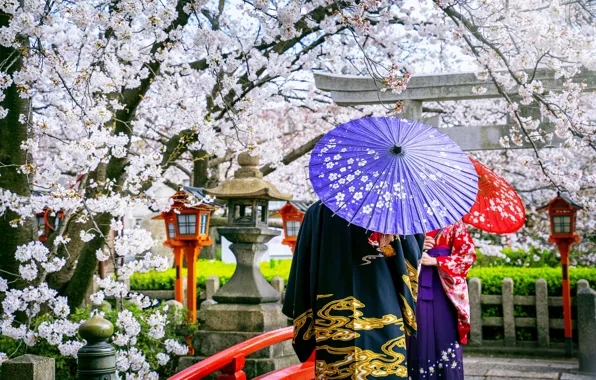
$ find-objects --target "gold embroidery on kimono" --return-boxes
[402,275,413,297]
[317,294,334,299]
[399,294,417,331]
[405,259,418,300]
[315,334,408,379]
[292,308,314,343]
[314,296,402,342]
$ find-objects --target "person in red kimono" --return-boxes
[407,220,477,380]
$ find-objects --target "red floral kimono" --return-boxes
[429,221,476,344]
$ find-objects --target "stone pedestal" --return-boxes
[184,226,298,378]
[213,227,281,304]
[0,355,54,380]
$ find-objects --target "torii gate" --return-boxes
[314,67,596,151]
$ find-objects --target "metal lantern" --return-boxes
[537,192,583,355]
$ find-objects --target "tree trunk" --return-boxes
[61,213,111,309]
[192,150,209,188]
[0,12,35,288]
[47,166,107,301]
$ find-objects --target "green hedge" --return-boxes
[131,260,596,297]
[468,267,596,296]
[130,259,292,292]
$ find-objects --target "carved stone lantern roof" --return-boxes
[204,152,292,201]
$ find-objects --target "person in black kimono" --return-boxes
[282,201,426,379]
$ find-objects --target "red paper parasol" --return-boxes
[463,158,525,234]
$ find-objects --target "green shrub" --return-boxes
[474,247,564,268]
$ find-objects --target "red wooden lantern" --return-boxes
[271,201,309,253]
[538,192,583,355]
[538,193,582,241]
[36,208,65,243]
[153,187,218,324]
[161,190,214,246]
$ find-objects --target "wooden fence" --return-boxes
[467,277,591,354]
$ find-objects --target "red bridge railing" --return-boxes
[169,326,315,380]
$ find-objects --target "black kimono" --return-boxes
[282,201,424,379]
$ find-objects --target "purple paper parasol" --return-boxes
[309,117,478,235]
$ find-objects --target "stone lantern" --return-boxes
[187,152,296,377]
[204,152,292,303]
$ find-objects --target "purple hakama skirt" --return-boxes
[407,247,464,380]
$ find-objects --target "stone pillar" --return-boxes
[182,276,188,306]
[183,227,297,378]
[578,279,590,293]
[166,299,184,311]
[468,277,482,345]
[212,227,281,304]
[198,276,220,323]
[402,100,423,121]
[0,355,54,380]
[578,287,596,374]
[502,278,516,346]
[271,276,284,302]
[201,227,220,260]
[205,275,220,300]
[77,315,117,380]
[535,278,550,347]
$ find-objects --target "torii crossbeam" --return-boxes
[313,68,596,151]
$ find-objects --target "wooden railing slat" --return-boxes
[514,317,536,327]
[549,319,577,329]
[513,295,535,305]
[480,295,502,304]
[482,317,503,326]
[548,297,577,306]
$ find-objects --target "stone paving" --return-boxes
[464,355,596,379]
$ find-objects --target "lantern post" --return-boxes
[153,188,217,323]
[271,201,309,253]
[538,192,583,356]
